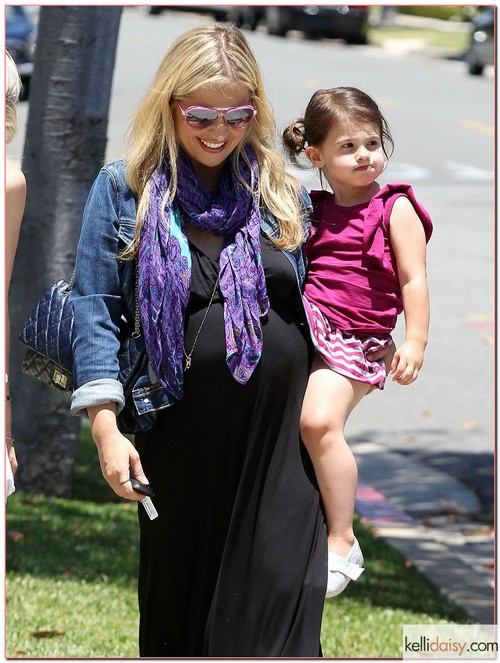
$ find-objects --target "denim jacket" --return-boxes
[70,160,311,419]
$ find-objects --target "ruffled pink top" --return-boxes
[304,183,433,336]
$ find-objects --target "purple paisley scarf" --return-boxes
[138,147,269,400]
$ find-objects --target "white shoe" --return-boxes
[326,537,365,598]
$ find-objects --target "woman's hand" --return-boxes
[5,397,18,475]
[88,404,150,500]
[6,437,18,476]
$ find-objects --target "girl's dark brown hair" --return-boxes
[283,86,394,166]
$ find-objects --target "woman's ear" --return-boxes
[305,145,323,168]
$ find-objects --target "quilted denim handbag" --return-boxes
[18,275,156,434]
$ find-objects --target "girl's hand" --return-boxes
[390,340,425,385]
[88,404,150,500]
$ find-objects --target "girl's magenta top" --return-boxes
[304,183,433,336]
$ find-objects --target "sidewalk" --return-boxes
[354,442,494,625]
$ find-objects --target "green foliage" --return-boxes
[6,428,471,657]
[398,5,478,22]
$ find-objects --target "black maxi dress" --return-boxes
[135,234,327,657]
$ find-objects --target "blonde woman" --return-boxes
[5,51,25,497]
[70,25,329,656]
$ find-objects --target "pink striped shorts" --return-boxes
[303,297,393,389]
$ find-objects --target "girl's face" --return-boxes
[306,117,385,194]
[172,82,253,190]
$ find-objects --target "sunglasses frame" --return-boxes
[174,99,257,129]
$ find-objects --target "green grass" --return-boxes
[6,426,470,657]
[397,6,477,22]
[369,25,470,57]
[6,427,139,657]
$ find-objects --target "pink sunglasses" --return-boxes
[174,99,256,129]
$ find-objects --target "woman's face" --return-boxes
[173,82,253,190]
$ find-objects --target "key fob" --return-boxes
[130,477,155,497]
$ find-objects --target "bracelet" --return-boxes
[6,436,14,444]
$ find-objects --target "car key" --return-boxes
[130,477,158,520]
[130,477,155,497]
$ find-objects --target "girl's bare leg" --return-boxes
[301,354,372,557]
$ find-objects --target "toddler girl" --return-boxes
[283,87,433,598]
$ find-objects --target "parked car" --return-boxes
[228,6,266,31]
[146,5,231,20]
[264,5,369,44]
[465,7,495,76]
[6,5,37,99]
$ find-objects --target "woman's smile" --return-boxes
[198,137,227,152]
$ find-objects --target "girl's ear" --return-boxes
[305,145,323,168]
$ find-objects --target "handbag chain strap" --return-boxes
[68,260,141,339]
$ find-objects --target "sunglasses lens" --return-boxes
[186,108,218,127]
[179,103,255,129]
[225,107,255,128]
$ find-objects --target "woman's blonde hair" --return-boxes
[6,51,22,144]
[124,24,304,257]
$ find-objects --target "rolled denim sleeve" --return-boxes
[70,166,130,416]
[71,379,125,417]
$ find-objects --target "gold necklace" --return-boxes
[183,275,220,371]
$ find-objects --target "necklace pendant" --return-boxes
[184,356,192,371]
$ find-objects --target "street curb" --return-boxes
[356,500,494,625]
[375,523,493,625]
[355,461,494,624]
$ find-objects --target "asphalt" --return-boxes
[353,440,494,625]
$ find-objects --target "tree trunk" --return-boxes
[9,6,122,497]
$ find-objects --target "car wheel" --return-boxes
[265,7,287,37]
[247,11,260,31]
[469,61,485,75]
[345,32,368,45]
[19,76,30,101]
[467,53,485,76]
[212,9,230,21]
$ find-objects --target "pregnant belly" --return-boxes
[182,303,309,397]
